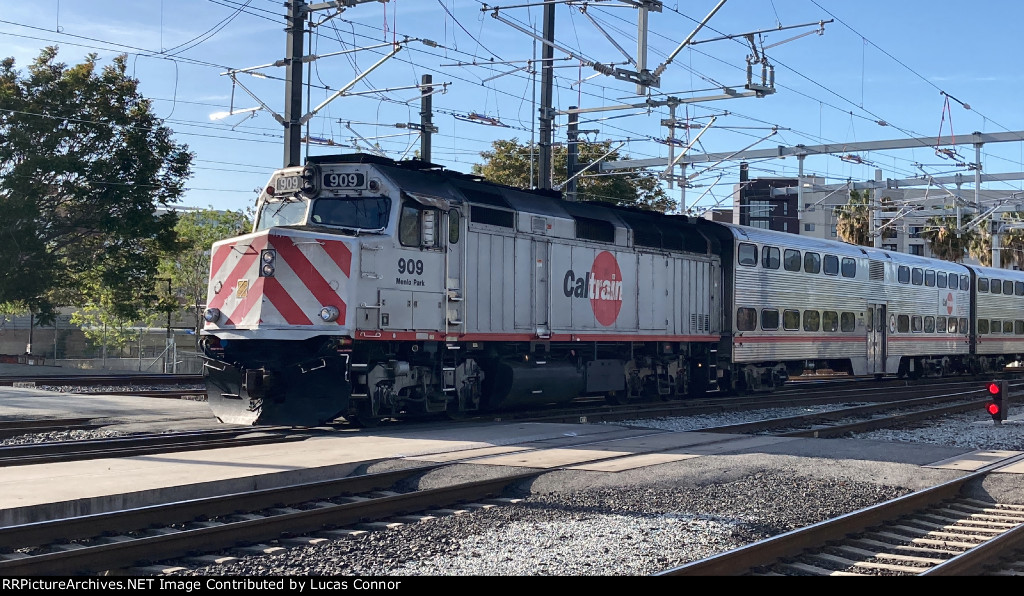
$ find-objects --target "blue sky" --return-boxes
[3,1,1023,215]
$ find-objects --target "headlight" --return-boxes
[259,249,276,277]
[319,305,340,322]
[203,308,222,323]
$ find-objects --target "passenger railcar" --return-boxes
[698,222,972,389]
[200,154,721,425]
[965,264,1024,369]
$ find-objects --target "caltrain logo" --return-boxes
[563,251,623,326]
[943,292,954,315]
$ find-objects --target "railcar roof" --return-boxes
[709,221,971,271]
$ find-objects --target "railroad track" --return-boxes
[0,465,538,576]
[0,427,306,467]
[694,390,997,438]
[0,374,203,387]
[0,418,104,440]
[657,456,1024,576]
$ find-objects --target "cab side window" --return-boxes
[399,200,440,248]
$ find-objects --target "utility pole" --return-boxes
[566,106,579,201]
[284,0,306,168]
[420,74,435,163]
[538,1,555,190]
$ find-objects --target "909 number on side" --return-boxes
[322,172,367,189]
[398,258,423,275]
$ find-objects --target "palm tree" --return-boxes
[835,189,872,246]
[920,216,975,263]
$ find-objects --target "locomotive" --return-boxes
[199,153,1024,426]
[199,154,720,426]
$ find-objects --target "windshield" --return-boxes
[256,198,308,231]
[310,197,391,231]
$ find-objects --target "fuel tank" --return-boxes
[482,360,586,410]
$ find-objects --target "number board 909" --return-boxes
[323,172,367,189]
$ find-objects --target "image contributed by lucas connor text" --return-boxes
[2,578,406,593]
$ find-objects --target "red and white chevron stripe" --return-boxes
[205,230,352,330]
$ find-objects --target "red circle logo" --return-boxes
[590,251,623,326]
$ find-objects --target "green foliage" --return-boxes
[69,304,155,357]
[835,189,872,247]
[920,215,975,263]
[472,138,674,212]
[0,47,193,321]
[159,207,251,337]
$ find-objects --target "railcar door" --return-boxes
[866,303,886,375]
[444,207,465,334]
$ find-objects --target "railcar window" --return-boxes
[256,198,308,231]
[1017,282,1024,296]
[783,309,800,331]
[911,316,923,332]
[761,309,780,330]
[936,272,947,288]
[897,315,910,333]
[804,252,821,274]
[937,316,947,333]
[866,307,873,332]
[399,203,422,246]
[784,249,801,271]
[822,311,838,332]
[924,316,935,333]
[1005,280,1014,295]
[449,210,460,243]
[823,255,839,276]
[978,278,989,292]
[803,310,820,332]
[736,308,757,331]
[948,274,958,290]
[762,246,781,270]
[1004,321,1014,334]
[738,243,757,266]
[898,266,910,284]
[311,197,391,231]
[978,319,990,334]
[925,270,935,287]
[911,268,923,285]
[992,280,1002,294]
[1016,320,1024,335]
[841,312,856,332]
[948,317,959,334]
[960,276,969,290]
[991,320,1002,334]
[959,317,968,334]
[841,258,856,278]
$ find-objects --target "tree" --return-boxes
[472,138,674,212]
[835,189,873,246]
[159,207,251,339]
[920,215,976,263]
[0,47,193,321]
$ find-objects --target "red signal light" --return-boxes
[987,402,1002,416]
[988,382,1001,395]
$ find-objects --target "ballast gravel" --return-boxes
[166,408,1024,577]
[7,398,1023,576]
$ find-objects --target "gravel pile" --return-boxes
[175,472,908,576]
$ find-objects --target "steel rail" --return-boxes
[0,470,540,576]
